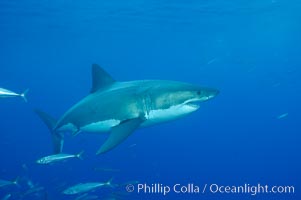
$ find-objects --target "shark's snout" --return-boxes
[208,89,219,99]
[198,87,219,101]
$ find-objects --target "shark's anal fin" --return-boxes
[91,64,116,93]
[34,109,64,154]
[96,117,145,155]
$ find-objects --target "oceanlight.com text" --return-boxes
[208,183,295,196]
[125,183,295,196]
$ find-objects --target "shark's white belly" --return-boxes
[142,104,199,127]
[81,119,120,132]
[61,105,198,133]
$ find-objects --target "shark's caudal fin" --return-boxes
[34,109,64,154]
[20,89,29,102]
[96,117,145,155]
[90,64,116,93]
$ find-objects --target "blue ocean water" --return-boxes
[0,0,300,199]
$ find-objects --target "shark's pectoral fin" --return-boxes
[96,117,145,155]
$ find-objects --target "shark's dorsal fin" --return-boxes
[91,64,115,93]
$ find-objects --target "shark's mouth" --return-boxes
[186,103,200,109]
[183,99,201,109]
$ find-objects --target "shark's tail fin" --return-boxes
[20,89,29,102]
[34,109,64,154]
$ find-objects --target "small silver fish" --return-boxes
[0,178,18,188]
[128,143,137,148]
[22,186,45,197]
[74,193,89,200]
[1,194,11,200]
[277,112,288,119]
[0,88,29,102]
[36,151,84,164]
[63,178,114,195]
[207,57,219,65]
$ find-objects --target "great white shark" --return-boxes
[36,64,219,155]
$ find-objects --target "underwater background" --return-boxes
[0,0,300,199]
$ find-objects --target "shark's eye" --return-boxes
[197,91,201,95]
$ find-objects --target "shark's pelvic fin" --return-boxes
[96,117,145,155]
[91,64,116,93]
[34,109,64,154]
